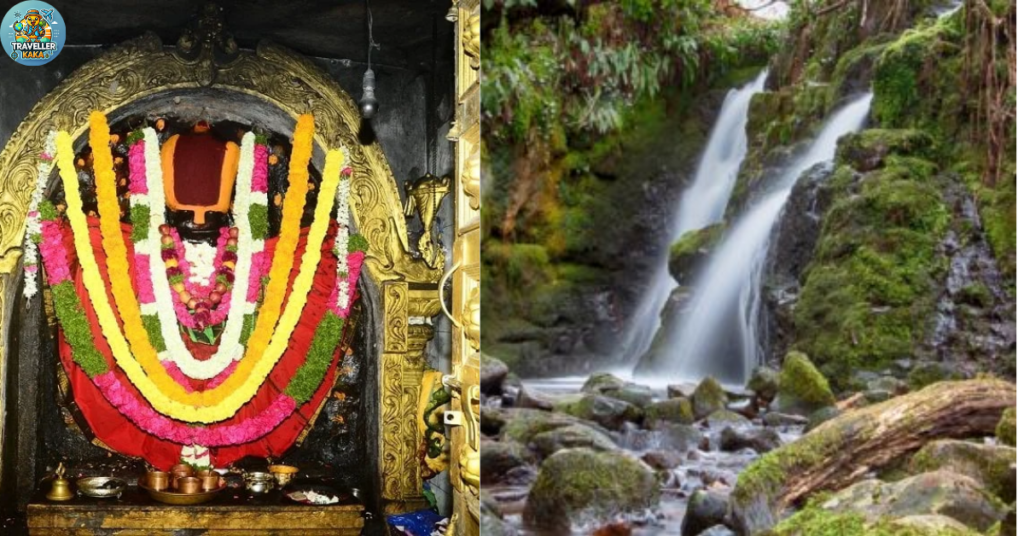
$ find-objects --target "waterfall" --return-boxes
[634,93,874,385]
[619,71,768,366]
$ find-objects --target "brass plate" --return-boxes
[137,476,226,506]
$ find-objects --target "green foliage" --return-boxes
[142,314,167,352]
[51,282,108,378]
[483,1,783,140]
[129,204,150,242]
[284,313,343,403]
[996,408,1015,447]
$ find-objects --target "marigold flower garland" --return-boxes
[22,131,56,303]
[57,114,345,422]
[42,126,366,443]
[39,190,367,444]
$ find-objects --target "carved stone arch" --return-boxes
[0,32,442,508]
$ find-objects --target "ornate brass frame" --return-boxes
[0,33,443,510]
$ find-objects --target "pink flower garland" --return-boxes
[252,144,269,193]
[128,142,148,195]
[40,220,72,285]
[94,371,297,446]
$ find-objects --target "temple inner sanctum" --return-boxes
[0,1,480,534]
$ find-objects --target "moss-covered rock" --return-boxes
[582,372,627,394]
[837,128,934,172]
[604,383,655,409]
[777,351,836,416]
[771,508,982,536]
[524,448,659,530]
[706,409,749,425]
[813,470,1007,533]
[790,155,950,388]
[554,393,644,431]
[747,366,781,404]
[501,408,600,445]
[669,223,726,284]
[692,377,729,420]
[996,408,1015,447]
[909,440,1016,503]
[530,424,618,460]
[644,398,696,428]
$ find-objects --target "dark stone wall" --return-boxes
[0,12,454,518]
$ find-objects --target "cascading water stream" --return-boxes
[634,93,874,385]
[618,71,767,366]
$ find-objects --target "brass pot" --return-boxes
[145,471,170,491]
[268,465,298,487]
[177,477,201,494]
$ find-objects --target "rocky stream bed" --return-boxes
[481,354,1016,536]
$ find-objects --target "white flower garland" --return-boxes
[23,131,56,303]
[335,146,351,310]
[182,241,218,285]
[138,130,260,380]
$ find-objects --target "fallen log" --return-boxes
[729,379,1016,535]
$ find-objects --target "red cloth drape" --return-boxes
[56,218,346,469]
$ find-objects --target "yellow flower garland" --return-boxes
[59,114,341,423]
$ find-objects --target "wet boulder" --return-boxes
[668,383,698,399]
[524,448,659,531]
[644,398,696,428]
[776,351,836,416]
[604,383,655,409]
[641,450,684,471]
[530,424,618,460]
[482,439,533,485]
[692,377,729,420]
[501,408,600,444]
[719,426,781,454]
[582,372,627,394]
[746,366,780,405]
[514,385,554,410]
[820,470,1008,532]
[481,354,510,396]
[706,409,749,426]
[909,439,1016,503]
[681,489,730,536]
[669,223,726,284]
[554,393,644,430]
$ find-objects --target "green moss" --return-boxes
[996,408,1015,447]
[525,448,659,527]
[734,425,844,508]
[792,157,950,386]
[670,224,724,259]
[772,508,982,536]
[692,376,727,419]
[777,351,836,414]
[643,398,695,427]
